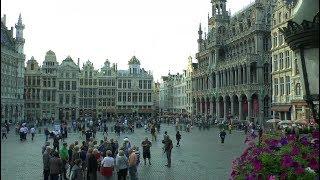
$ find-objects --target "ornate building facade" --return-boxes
[116,56,154,115]
[56,56,80,121]
[96,60,117,118]
[270,0,308,121]
[1,14,25,123]
[192,0,273,124]
[159,56,195,115]
[24,53,154,121]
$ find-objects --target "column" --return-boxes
[239,100,243,121]
[224,99,227,121]
[215,72,219,88]
[210,100,213,116]
[248,97,252,120]
[238,67,241,85]
[216,100,220,119]
[247,64,251,84]
[231,100,234,117]
[235,68,238,85]
[244,65,247,84]
[195,101,198,115]
[204,100,208,115]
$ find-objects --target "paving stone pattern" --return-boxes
[1,124,246,180]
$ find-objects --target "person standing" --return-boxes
[59,142,69,180]
[69,159,84,180]
[49,151,63,180]
[87,148,98,180]
[53,135,60,152]
[2,125,7,139]
[219,129,227,143]
[258,127,263,146]
[30,126,36,141]
[150,125,157,141]
[175,131,181,147]
[100,150,115,180]
[128,149,138,180]
[43,147,52,180]
[44,128,50,141]
[141,137,152,165]
[228,124,232,134]
[162,135,173,167]
[116,150,128,180]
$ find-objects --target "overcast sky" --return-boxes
[1,0,251,81]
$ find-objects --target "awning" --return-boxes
[271,105,291,112]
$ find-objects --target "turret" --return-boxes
[15,13,25,54]
[197,23,203,51]
[1,14,6,26]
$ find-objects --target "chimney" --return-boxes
[77,58,80,67]
[1,14,6,26]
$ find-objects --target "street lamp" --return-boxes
[279,0,319,124]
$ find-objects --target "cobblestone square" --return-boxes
[1,124,246,180]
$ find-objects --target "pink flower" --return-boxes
[268,175,276,180]
[308,158,319,170]
[312,131,319,139]
[253,159,263,172]
[291,146,300,156]
[295,166,305,175]
[281,155,293,168]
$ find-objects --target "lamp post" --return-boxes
[279,0,319,124]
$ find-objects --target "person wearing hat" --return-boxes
[60,142,69,180]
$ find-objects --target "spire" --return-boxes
[18,13,22,25]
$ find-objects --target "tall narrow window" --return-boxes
[285,76,290,95]
[280,77,284,95]
[279,53,284,70]
[285,50,290,68]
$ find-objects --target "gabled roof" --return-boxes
[1,21,16,52]
[128,56,141,65]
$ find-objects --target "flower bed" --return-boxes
[230,130,319,179]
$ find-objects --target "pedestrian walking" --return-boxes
[100,150,115,180]
[141,137,152,165]
[175,131,181,147]
[162,135,173,167]
[2,125,7,139]
[30,126,36,141]
[219,129,227,143]
[116,150,128,180]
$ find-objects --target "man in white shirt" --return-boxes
[30,126,36,141]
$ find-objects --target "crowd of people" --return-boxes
[41,127,176,180]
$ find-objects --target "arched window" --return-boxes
[295,83,301,95]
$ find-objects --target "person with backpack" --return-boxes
[175,131,181,147]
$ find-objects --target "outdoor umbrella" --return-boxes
[278,120,293,124]
[266,119,281,123]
